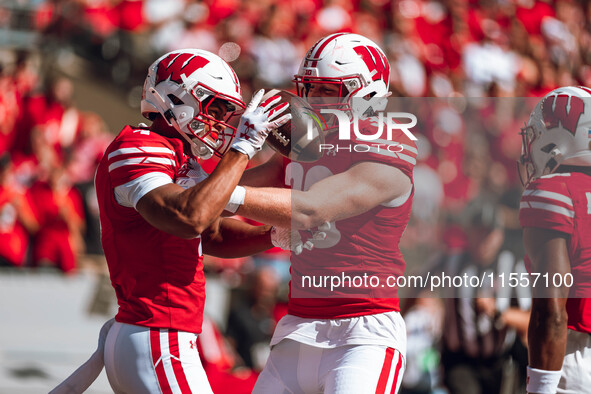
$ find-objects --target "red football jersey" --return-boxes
[0,186,30,266]
[285,121,416,319]
[520,172,591,334]
[95,125,206,334]
[27,180,84,273]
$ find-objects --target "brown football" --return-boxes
[262,89,324,162]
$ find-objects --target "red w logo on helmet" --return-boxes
[354,45,390,83]
[542,94,584,136]
[156,53,210,85]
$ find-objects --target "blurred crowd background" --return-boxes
[0,0,589,393]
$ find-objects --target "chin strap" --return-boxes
[544,148,562,175]
[148,87,178,127]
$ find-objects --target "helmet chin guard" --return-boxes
[189,135,215,160]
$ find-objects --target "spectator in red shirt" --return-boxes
[27,164,85,273]
[0,153,38,267]
[13,75,81,160]
[0,64,21,153]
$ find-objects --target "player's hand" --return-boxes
[271,226,305,255]
[302,221,330,251]
[175,158,209,189]
[271,222,329,255]
[232,89,291,159]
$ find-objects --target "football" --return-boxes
[262,89,324,162]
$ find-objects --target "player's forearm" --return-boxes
[201,218,273,257]
[523,228,570,370]
[238,187,293,227]
[527,299,568,370]
[179,150,249,233]
[239,185,337,229]
[138,151,250,238]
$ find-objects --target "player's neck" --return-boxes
[147,118,192,155]
[150,118,179,139]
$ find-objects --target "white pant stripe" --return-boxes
[158,329,182,394]
[385,350,404,393]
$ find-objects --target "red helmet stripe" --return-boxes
[577,86,591,96]
[227,63,240,94]
[312,32,348,60]
[305,41,322,68]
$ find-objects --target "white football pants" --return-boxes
[252,339,405,394]
[104,321,213,394]
[558,329,591,394]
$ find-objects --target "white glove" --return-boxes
[271,223,328,255]
[231,89,291,159]
[302,221,330,250]
[175,158,209,189]
[271,226,305,255]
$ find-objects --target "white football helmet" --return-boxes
[519,86,591,185]
[293,33,391,118]
[141,49,245,159]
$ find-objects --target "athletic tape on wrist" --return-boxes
[225,186,246,213]
[526,366,561,394]
[231,140,257,159]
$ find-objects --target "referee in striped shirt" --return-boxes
[436,198,531,394]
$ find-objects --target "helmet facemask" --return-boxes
[294,75,389,130]
[519,120,566,186]
[518,123,541,186]
[185,89,243,160]
[146,81,244,160]
[295,75,361,111]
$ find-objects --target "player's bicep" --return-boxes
[136,183,198,239]
[304,162,411,221]
[349,162,413,206]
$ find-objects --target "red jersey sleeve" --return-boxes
[519,175,574,235]
[351,119,417,179]
[106,127,180,188]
